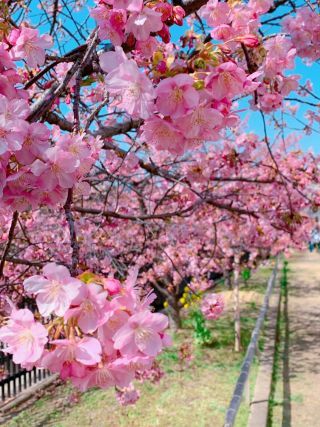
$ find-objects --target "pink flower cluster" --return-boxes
[283,8,320,62]
[92,0,307,150]
[116,383,140,406]
[95,4,263,155]
[1,121,100,210]
[199,0,272,43]
[200,293,224,320]
[197,0,301,115]
[91,0,184,48]
[0,36,101,211]
[254,35,299,113]
[99,41,261,154]
[0,264,170,399]
[100,47,255,145]
[135,360,164,384]
[140,62,258,154]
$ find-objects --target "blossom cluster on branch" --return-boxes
[0,263,170,396]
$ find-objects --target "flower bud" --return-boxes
[236,34,260,48]
[153,51,164,65]
[194,58,206,69]
[193,80,205,90]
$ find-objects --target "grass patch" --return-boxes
[267,260,289,426]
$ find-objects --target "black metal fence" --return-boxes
[0,344,52,403]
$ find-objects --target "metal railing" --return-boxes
[0,347,52,402]
[224,257,279,427]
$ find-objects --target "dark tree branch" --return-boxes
[0,211,19,280]
[64,189,80,275]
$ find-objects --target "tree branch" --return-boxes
[64,189,80,275]
[0,211,19,280]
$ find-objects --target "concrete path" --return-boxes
[280,251,320,426]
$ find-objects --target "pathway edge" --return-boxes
[247,277,281,427]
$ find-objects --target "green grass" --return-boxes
[6,265,272,427]
[268,260,289,426]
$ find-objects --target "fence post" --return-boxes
[233,253,241,352]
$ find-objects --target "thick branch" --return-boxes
[172,0,208,16]
[64,189,80,275]
[0,211,19,279]
[6,257,47,267]
[93,119,143,138]
[73,202,200,221]
[27,29,98,123]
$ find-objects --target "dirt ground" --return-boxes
[276,251,320,427]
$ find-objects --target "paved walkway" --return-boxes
[280,251,320,426]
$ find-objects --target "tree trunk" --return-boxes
[233,254,241,352]
[224,270,232,289]
[168,300,182,330]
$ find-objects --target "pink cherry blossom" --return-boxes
[71,358,134,391]
[105,59,156,119]
[55,62,76,87]
[29,186,67,207]
[231,4,259,33]
[283,8,320,61]
[257,91,283,113]
[15,122,50,165]
[248,0,273,14]
[201,293,224,320]
[103,9,127,46]
[211,24,234,41]
[0,95,29,121]
[154,3,173,22]
[116,384,140,405]
[156,74,199,118]
[11,27,52,67]
[135,37,160,58]
[64,284,108,334]
[113,0,143,12]
[0,115,24,155]
[235,34,260,48]
[113,310,168,357]
[176,106,223,139]
[99,47,127,73]
[31,147,79,190]
[141,116,184,153]
[0,94,29,154]
[98,307,129,353]
[206,62,252,100]
[42,337,102,373]
[91,6,126,45]
[0,308,47,365]
[23,263,83,316]
[0,0,320,405]
[103,277,122,295]
[264,36,296,77]
[199,0,231,27]
[173,5,185,25]
[125,7,163,41]
[0,43,14,71]
[57,133,92,162]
